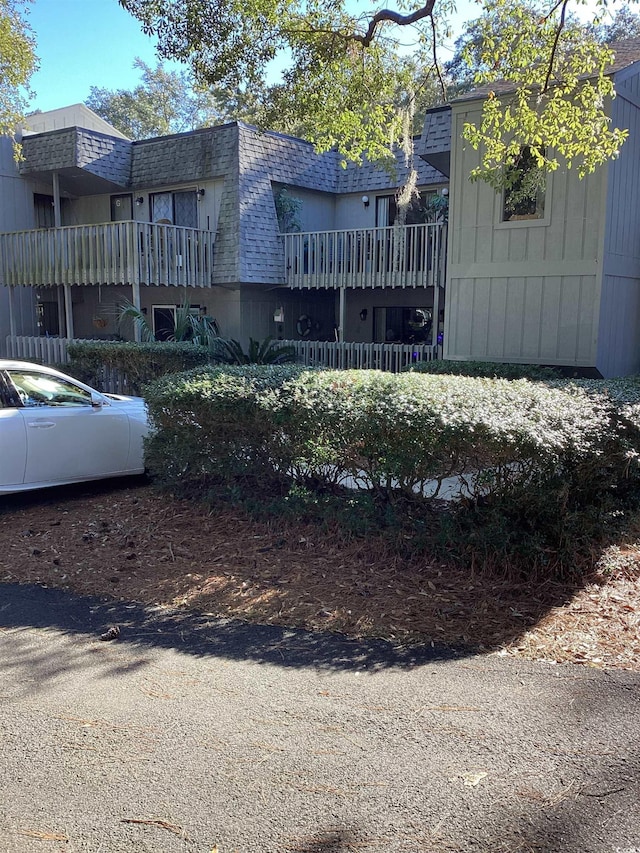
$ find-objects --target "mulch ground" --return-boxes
[1,480,639,671]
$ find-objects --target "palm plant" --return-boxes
[117,300,222,349]
[217,337,297,365]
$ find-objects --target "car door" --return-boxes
[0,374,27,489]
[6,368,132,487]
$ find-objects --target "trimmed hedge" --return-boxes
[66,340,215,394]
[144,367,638,510]
[405,360,562,381]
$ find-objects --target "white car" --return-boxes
[0,360,149,494]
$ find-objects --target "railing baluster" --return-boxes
[0,221,215,290]
[283,223,445,292]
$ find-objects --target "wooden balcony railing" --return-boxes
[285,222,447,290]
[0,221,215,288]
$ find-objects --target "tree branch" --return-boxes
[352,0,438,47]
[542,0,569,93]
[429,12,447,101]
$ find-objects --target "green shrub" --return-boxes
[143,366,640,578]
[405,359,562,381]
[145,367,633,501]
[144,364,311,493]
[66,340,215,395]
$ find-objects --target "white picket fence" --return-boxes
[280,339,437,371]
[4,335,80,364]
[3,336,129,394]
[4,335,439,393]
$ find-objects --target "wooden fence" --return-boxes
[4,336,439,395]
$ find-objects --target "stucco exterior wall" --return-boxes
[445,99,606,368]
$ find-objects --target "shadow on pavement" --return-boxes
[0,582,463,677]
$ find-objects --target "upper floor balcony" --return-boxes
[0,220,215,289]
[284,222,447,291]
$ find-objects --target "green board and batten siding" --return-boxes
[445,97,607,371]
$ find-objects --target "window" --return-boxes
[7,371,92,408]
[502,147,546,222]
[0,374,18,409]
[373,307,432,344]
[150,190,198,227]
[152,304,203,341]
[375,191,443,227]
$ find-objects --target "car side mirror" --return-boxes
[91,394,104,409]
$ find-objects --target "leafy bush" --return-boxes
[144,366,640,578]
[144,364,310,493]
[145,367,634,499]
[67,340,214,395]
[405,359,562,381]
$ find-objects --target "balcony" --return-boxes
[0,221,215,288]
[285,222,447,290]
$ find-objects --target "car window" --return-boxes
[0,374,19,409]
[7,370,93,408]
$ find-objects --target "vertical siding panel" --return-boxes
[563,173,587,262]
[557,276,581,362]
[521,277,544,358]
[508,228,528,263]
[487,279,508,358]
[454,278,476,357]
[504,277,525,357]
[470,279,490,358]
[576,276,597,364]
[539,276,562,359]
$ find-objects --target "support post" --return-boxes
[8,286,16,338]
[64,284,74,340]
[132,281,142,342]
[432,282,440,359]
[338,287,346,343]
[52,172,61,228]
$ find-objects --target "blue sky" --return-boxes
[25,0,600,114]
[27,0,175,112]
[26,0,489,112]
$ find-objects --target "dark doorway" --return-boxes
[36,301,60,336]
[152,306,176,341]
[111,194,133,222]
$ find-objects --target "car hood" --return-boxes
[103,394,147,414]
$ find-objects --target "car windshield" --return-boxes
[8,370,92,407]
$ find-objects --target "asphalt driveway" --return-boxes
[1,582,639,853]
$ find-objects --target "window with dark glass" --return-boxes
[150,190,198,227]
[502,147,546,222]
[373,307,433,344]
[375,191,443,227]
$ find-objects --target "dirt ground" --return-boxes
[1,478,639,672]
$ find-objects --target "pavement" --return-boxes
[0,582,639,853]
